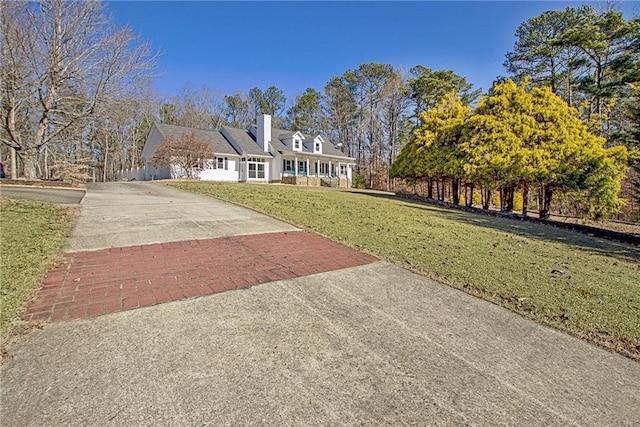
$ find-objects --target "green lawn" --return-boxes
[166,181,640,360]
[0,198,77,347]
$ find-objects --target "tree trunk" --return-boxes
[91,136,97,183]
[131,138,137,169]
[44,147,49,180]
[539,184,553,219]
[466,184,474,207]
[427,178,433,199]
[103,134,109,182]
[503,186,515,212]
[452,179,460,205]
[522,184,529,216]
[481,186,491,210]
[18,149,39,180]
[10,148,17,179]
[543,185,553,219]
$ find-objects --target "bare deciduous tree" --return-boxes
[151,133,213,179]
[0,0,156,179]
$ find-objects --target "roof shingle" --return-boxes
[222,126,273,157]
[153,122,352,161]
[154,123,239,156]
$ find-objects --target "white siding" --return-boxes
[271,152,282,181]
[142,125,170,180]
[198,159,239,181]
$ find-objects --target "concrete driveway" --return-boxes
[65,181,298,252]
[1,182,639,426]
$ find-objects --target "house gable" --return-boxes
[313,135,324,154]
[141,123,164,161]
[279,131,305,152]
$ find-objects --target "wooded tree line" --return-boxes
[392,4,639,220]
[1,1,638,220]
[0,0,157,181]
[0,1,480,187]
[390,80,628,220]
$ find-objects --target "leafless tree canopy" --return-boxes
[0,0,157,179]
[151,133,214,179]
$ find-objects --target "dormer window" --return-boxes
[288,132,305,152]
[313,135,324,154]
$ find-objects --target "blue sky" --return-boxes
[107,1,639,103]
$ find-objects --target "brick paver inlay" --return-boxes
[25,231,377,323]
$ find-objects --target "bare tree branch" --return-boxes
[0,0,157,179]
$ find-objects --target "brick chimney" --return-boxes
[257,114,271,153]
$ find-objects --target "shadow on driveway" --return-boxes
[0,184,85,204]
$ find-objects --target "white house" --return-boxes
[139,114,355,187]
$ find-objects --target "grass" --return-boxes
[0,197,77,349]
[166,181,640,360]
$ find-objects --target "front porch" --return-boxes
[280,157,352,188]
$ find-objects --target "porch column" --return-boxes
[316,159,320,176]
[295,157,298,176]
[306,159,310,177]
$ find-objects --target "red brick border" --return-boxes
[25,231,377,323]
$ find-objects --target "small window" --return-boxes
[217,157,224,169]
[315,143,320,152]
[283,159,294,173]
[224,157,228,170]
[294,139,300,150]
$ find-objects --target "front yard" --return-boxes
[167,181,640,360]
[0,198,77,350]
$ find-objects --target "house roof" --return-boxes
[271,127,354,160]
[273,130,297,140]
[151,121,352,161]
[222,126,273,158]
[154,123,239,156]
